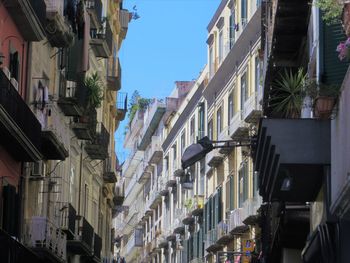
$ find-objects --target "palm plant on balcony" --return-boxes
[269,68,307,118]
[84,72,104,110]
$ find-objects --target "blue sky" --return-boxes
[116,0,221,162]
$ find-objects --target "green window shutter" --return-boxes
[199,227,203,258]
[217,187,222,223]
[212,195,217,229]
[320,16,350,86]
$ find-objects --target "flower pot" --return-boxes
[313,96,336,119]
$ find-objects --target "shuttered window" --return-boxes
[320,16,350,85]
[230,176,235,211]
[238,162,248,207]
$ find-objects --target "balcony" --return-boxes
[165,225,176,241]
[24,216,66,262]
[67,217,94,255]
[242,194,262,225]
[138,99,166,151]
[3,0,46,41]
[205,228,222,252]
[182,209,195,225]
[124,110,144,149]
[71,108,97,141]
[41,103,69,160]
[149,190,162,209]
[173,208,185,234]
[218,126,231,155]
[107,57,121,91]
[90,20,113,58]
[91,233,102,262]
[242,92,262,123]
[147,136,163,164]
[262,0,311,116]
[85,122,110,159]
[44,0,74,47]
[228,208,248,235]
[156,233,168,249]
[0,68,42,161]
[86,0,103,29]
[115,92,128,121]
[60,203,76,239]
[57,76,85,117]
[158,176,169,196]
[165,172,177,188]
[254,119,330,202]
[191,195,204,216]
[136,161,152,183]
[206,148,224,167]
[113,185,125,206]
[216,220,232,245]
[229,111,249,140]
[125,229,143,255]
[119,9,130,39]
[103,156,117,183]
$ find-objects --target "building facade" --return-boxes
[0,0,129,262]
[116,1,264,262]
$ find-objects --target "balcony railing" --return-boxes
[0,69,42,161]
[205,228,221,252]
[108,57,122,91]
[71,108,97,141]
[24,216,67,261]
[242,194,262,225]
[113,184,125,206]
[57,75,85,116]
[126,229,143,255]
[45,0,74,47]
[116,92,128,121]
[147,136,163,164]
[103,156,117,183]
[60,203,76,239]
[85,122,110,159]
[67,217,94,255]
[119,9,130,39]
[228,208,248,234]
[138,99,166,150]
[90,20,113,58]
[216,220,232,245]
[93,233,102,260]
[86,0,103,28]
[41,103,70,160]
[3,0,46,41]
[242,92,262,123]
[229,111,249,140]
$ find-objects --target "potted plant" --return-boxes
[306,81,340,119]
[270,68,307,118]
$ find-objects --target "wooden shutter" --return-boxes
[218,186,222,223]
[199,226,203,258]
[320,16,350,85]
[243,163,248,202]
[2,185,17,236]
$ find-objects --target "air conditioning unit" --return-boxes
[31,161,44,178]
[10,78,18,91]
[2,67,11,80]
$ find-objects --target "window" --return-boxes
[164,155,169,175]
[190,117,195,143]
[241,0,247,28]
[173,144,177,170]
[228,91,234,124]
[208,119,213,140]
[241,72,248,110]
[238,162,248,208]
[229,10,236,49]
[218,30,224,63]
[255,56,261,93]
[217,107,222,136]
[198,103,205,139]
[9,51,19,82]
[209,46,214,78]
[181,131,186,155]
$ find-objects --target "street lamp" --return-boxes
[181,136,255,170]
